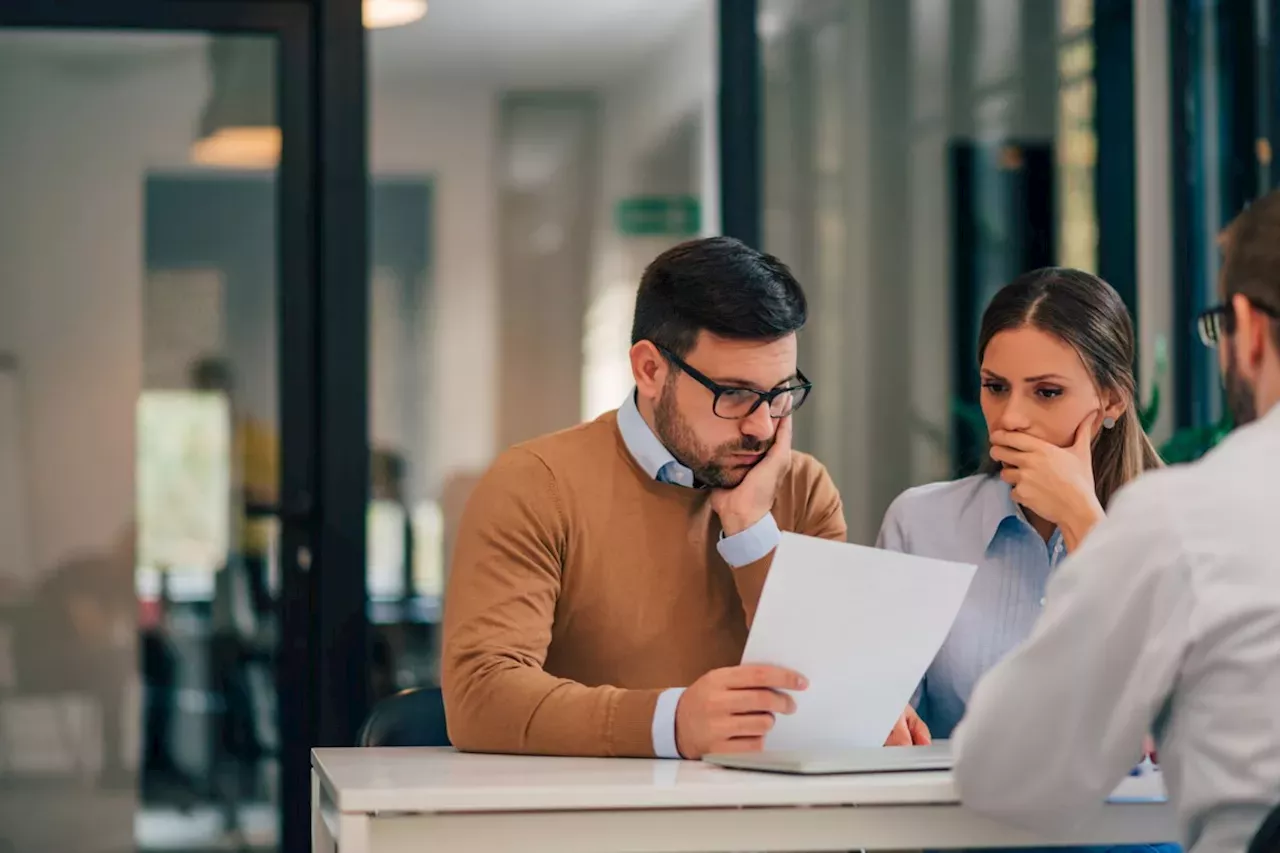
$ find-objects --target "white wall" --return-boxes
[371,10,715,468]
[598,0,716,219]
[583,1,717,419]
[370,83,499,486]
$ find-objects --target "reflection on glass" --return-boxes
[1059,0,1094,36]
[137,392,232,576]
[367,500,407,600]
[367,184,439,693]
[411,501,444,599]
[1057,9,1098,274]
[1058,37,1094,80]
[0,29,281,853]
[1058,75,1099,272]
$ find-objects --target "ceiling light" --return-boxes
[364,0,427,29]
[191,126,281,169]
[192,37,279,169]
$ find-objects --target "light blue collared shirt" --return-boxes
[876,473,1067,740]
[616,391,781,758]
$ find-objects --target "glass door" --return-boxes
[0,5,337,850]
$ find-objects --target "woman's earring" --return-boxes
[1103,416,1117,430]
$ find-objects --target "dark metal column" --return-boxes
[719,0,762,247]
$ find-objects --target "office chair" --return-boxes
[1248,800,1280,853]
[356,686,451,748]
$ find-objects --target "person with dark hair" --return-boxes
[952,189,1280,853]
[877,268,1173,853]
[443,236,928,759]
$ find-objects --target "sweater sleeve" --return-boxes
[441,448,661,757]
[729,457,847,626]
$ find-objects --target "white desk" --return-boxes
[311,747,1177,853]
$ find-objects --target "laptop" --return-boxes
[703,741,953,776]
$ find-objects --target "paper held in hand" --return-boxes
[742,533,977,751]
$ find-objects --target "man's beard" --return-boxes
[653,379,771,488]
[1224,344,1258,427]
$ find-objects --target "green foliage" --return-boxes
[1157,415,1234,464]
[1138,336,1167,434]
[1138,336,1232,464]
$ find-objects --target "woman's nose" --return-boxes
[995,398,1033,432]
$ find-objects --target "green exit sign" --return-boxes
[615,195,701,237]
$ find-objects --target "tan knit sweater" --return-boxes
[442,410,846,757]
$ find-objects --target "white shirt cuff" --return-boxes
[651,687,686,759]
[716,511,781,567]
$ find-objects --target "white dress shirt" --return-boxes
[954,403,1280,853]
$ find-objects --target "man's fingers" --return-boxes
[726,712,776,738]
[725,688,796,715]
[710,736,766,755]
[775,411,793,453]
[720,664,808,691]
[756,413,793,472]
[884,714,912,746]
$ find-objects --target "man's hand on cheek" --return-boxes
[710,415,793,536]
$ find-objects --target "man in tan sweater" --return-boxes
[443,237,928,759]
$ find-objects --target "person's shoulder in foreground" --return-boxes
[953,419,1280,846]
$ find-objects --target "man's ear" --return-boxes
[630,341,667,400]
[1231,293,1267,379]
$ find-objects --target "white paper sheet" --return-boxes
[742,532,977,751]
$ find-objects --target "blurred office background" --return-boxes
[0,0,1274,850]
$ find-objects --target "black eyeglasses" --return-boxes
[1197,299,1280,348]
[655,344,812,420]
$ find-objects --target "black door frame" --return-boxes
[1094,0,1137,317]
[718,0,760,247]
[0,3,369,852]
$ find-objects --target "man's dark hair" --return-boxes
[630,236,807,357]
[1221,188,1280,348]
